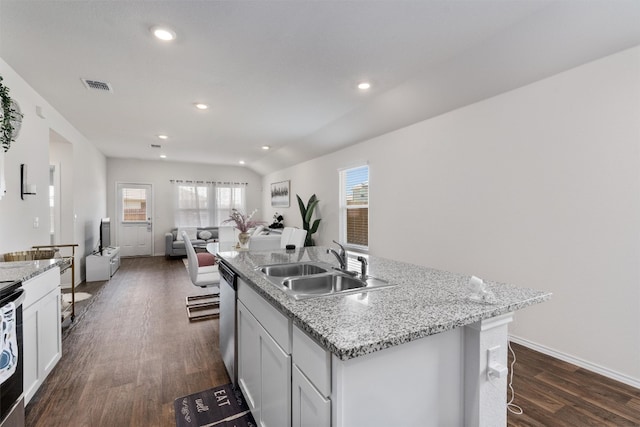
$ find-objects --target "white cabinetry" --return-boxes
[237,279,291,427]
[23,267,62,405]
[292,326,331,427]
[86,246,120,282]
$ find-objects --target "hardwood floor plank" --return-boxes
[535,371,640,424]
[26,257,229,426]
[508,343,640,427]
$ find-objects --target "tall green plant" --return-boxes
[297,194,321,246]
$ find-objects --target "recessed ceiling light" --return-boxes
[357,82,371,90]
[261,145,270,150]
[160,154,167,159]
[239,160,245,165]
[158,134,168,140]
[194,103,209,110]
[151,26,176,41]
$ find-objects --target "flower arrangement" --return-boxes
[223,208,265,233]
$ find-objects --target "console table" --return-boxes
[86,246,121,282]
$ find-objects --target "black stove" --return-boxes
[0,280,21,296]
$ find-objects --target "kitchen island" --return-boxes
[218,247,550,427]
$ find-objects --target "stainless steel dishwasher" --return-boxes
[218,260,237,385]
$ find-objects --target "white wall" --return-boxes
[263,46,640,385]
[107,158,264,256]
[0,58,107,283]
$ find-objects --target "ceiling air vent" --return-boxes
[81,78,114,93]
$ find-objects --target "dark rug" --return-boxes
[175,383,256,427]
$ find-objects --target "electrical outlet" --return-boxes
[33,217,39,229]
[487,345,508,380]
[487,345,500,367]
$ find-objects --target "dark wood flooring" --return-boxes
[26,257,640,426]
[26,256,229,426]
[508,342,640,426]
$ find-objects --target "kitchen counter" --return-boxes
[218,247,551,361]
[0,258,70,284]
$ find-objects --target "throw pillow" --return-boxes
[199,230,213,240]
[177,227,197,241]
[252,225,265,237]
[197,252,216,267]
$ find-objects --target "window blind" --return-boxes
[342,165,369,247]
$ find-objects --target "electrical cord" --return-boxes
[506,341,523,415]
[487,341,523,415]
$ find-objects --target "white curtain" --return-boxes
[215,184,246,225]
[172,181,246,227]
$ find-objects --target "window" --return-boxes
[215,186,246,225]
[122,187,148,222]
[340,165,369,249]
[174,183,245,227]
[175,185,210,226]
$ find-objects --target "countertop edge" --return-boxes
[219,249,551,361]
[294,293,552,361]
[0,258,68,283]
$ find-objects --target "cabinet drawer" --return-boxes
[292,365,330,427]
[238,279,291,353]
[293,325,331,397]
[23,267,60,309]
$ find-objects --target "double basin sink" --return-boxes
[256,261,394,300]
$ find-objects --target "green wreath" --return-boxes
[0,75,23,152]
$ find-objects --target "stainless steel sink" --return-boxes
[258,262,330,277]
[283,272,394,299]
[283,273,366,294]
[257,261,395,299]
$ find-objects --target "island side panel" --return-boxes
[331,327,463,427]
[463,312,514,427]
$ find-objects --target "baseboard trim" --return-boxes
[509,335,640,390]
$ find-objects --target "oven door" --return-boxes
[0,287,25,427]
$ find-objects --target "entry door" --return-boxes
[116,183,153,257]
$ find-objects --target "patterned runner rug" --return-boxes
[175,383,256,427]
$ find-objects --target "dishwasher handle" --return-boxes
[218,261,237,289]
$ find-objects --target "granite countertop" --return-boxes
[218,247,551,361]
[0,258,69,283]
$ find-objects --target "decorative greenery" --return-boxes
[223,208,266,233]
[0,75,23,152]
[297,194,321,246]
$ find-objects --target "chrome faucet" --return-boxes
[327,240,347,270]
[356,256,368,278]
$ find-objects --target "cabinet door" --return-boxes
[238,301,261,416]
[292,365,330,427]
[260,329,291,427]
[39,289,62,376]
[23,307,39,404]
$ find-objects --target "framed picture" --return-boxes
[271,180,290,207]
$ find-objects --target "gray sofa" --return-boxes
[165,226,219,257]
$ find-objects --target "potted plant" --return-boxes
[297,194,321,246]
[0,75,23,152]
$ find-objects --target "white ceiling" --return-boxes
[1,1,639,175]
